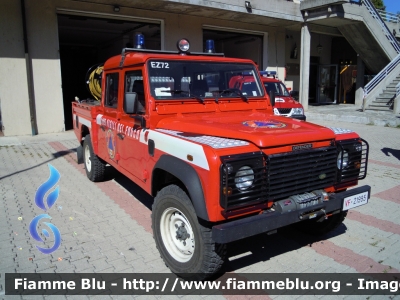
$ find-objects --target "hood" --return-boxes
[274,96,303,110]
[156,111,335,148]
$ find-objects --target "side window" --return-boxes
[125,71,145,114]
[105,73,119,108]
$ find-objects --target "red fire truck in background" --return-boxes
[229,70,306,120]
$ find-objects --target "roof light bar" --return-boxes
[260,70,277,77]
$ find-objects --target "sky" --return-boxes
[384,0,400,14]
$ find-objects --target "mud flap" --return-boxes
[76,145,84,164]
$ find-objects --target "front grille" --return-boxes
[220,147,337,210]
[266,146,337,201]
[277,108,291,115]
[220,142,368,211]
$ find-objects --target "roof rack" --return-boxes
[119,48,224,67]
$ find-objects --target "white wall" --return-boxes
[26,0,65,134]
[0,0,32,136]
[0,0,65,136]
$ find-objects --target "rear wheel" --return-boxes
[83,134,105,182]
[152,185,226,280]
[297,211,348,235]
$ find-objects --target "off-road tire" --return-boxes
[152,185,226,280]
[83,134,105,182]
[297,211,348,236]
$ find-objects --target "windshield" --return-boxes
[147,60,264,100]
[263,81,290,97]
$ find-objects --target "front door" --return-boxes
[317,64,338,104]
[116,69,148,181]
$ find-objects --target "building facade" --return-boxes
[0,0,388,136]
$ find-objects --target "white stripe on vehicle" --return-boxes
[94,114,210,170]
[156,129,249,149]
[139,129,210,171]
[73,114,91,128]
[327,127,353,134]
[79,116,91,128]
[96,114,103,125]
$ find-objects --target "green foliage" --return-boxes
[371,0,385,10]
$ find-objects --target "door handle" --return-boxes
[117,133,125,140]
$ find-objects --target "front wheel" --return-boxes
[152,185,226,280]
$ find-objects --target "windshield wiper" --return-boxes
[160,90,204,104]
[215,89,248,103]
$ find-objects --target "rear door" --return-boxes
[97,72,120,164]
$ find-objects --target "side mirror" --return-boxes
[269,90,276,106]
[290,90,299,100]
[124,92,138,114]
[125,92,147,128]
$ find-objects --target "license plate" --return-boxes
[343,191,369,210]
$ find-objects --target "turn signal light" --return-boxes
[223,187,232,196]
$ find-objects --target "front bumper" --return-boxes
[212,185,370,243]
[291,114,306,121]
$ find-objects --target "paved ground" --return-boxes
[1,107,400,299]
[306,104,400,127]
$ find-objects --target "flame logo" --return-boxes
[35,164,60,210]
[29,164,62,254]
[29,214,61,254]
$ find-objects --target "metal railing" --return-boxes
[377,9,400,23]
[362,0,400,97]
[364,53,400,95]
[363,0,400,53]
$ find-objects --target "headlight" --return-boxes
[234,166,254,191]
[337,150,349,169]
[292,108,304,115]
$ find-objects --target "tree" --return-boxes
[371,0,386,10]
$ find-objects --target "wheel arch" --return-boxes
[152,155,209,221]
[81,125,90,145]
[77,126,91,164]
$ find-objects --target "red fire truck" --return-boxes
[72,37,370,279]
[229,70,306,120]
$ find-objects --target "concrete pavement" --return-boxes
[1,107,400,299]
[306,104,400,127]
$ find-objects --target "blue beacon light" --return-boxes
[205,39,215,53]
[134,33,145,49]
